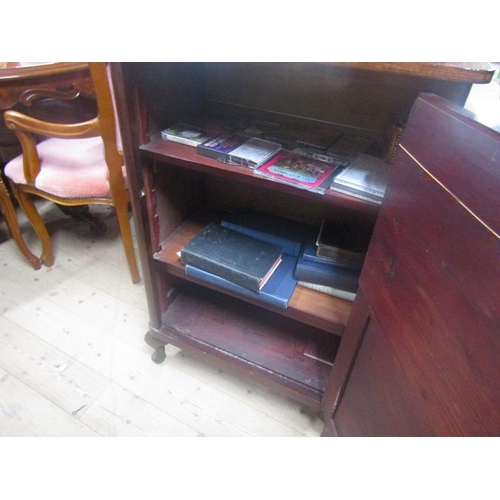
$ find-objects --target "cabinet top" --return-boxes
[323,62,495,83]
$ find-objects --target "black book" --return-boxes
[181,223,283,293]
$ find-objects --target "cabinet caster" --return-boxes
[151,346,166,364]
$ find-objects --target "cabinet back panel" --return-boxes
[134,62,206,134]
[203,63,470,136]
[204,176,375,228]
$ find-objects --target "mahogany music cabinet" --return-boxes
[111,63,499,436]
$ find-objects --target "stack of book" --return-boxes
[294,220,372,301]
[330,154,392,204]
[180,214,305,309]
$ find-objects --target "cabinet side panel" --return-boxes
[334,311,437,436]
[331,95,500,436]
[400,94,500,236]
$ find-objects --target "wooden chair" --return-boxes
[2,62,140,283]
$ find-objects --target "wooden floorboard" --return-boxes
[0,201,324,437]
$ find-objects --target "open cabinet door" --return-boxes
[322,93,500,436]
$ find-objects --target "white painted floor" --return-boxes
[0,201,324,437]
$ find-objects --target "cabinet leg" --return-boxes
[145,330,167,364]
[151,346,166,364]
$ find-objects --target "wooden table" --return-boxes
[0,62,94,161]
[0,62,94,268]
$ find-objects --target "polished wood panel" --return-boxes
[330,94,500,436]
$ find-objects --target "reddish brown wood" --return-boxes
[112,62,496,419]
[330,94,500,436]
[321,289,371,417]
[159,283,339,410]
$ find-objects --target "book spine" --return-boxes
[333,177,385,197]
[220,221,302,257]
[196,145,228,163]
[297,281,356,302]
[185,265,288,308]
[294,263,359,293]
[181,249,261,292]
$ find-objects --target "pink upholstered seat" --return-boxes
[4,136,127,199]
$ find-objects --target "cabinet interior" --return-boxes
[127,62,432,409]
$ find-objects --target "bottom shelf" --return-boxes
[157,282,341,409]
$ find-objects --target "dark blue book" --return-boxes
[221,208,317,257]
[294,244,360,293]
[185,253,298,309]
[197,133,245,162]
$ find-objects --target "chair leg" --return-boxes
[0,178,42,269]
[114,200,140,283]
[10,185,54,267]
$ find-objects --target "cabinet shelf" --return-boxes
[140,138,381,218]
[158,282,340,410]
[152,212,352,336]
